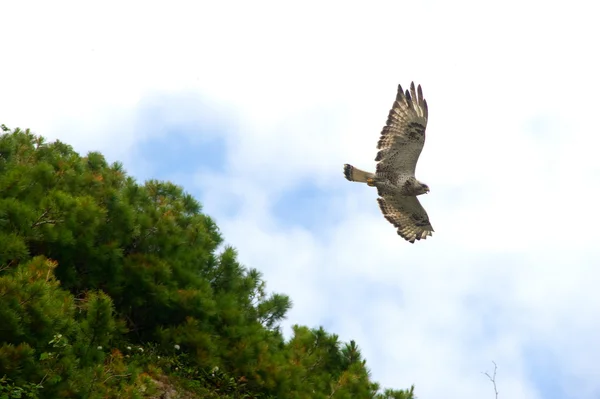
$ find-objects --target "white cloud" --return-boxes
[3,1,600,398]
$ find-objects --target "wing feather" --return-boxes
[377,195,433,243]
[375,82,428,180]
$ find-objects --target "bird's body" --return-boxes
[343,82,433,243]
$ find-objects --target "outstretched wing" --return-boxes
[377,195,433,243]
[375,82,428,181]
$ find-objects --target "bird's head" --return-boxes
[419,183,430,195]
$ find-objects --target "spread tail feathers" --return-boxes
[343,164,375,183]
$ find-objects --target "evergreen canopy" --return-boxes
[0,125,415,399]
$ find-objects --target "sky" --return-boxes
[2,1,600,398]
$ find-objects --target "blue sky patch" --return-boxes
[524,345,567,399]
[129,91,233,183]
[271,183,348,232]
[134,129,227,181]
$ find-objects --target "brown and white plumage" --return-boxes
[343,82,434,243]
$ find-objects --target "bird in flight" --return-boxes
[343,82,433,243]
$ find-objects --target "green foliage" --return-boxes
[0,126,415,398]
[0,375,42,399]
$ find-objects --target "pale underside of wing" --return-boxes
[377,195,434,243]
[376,82,428,182]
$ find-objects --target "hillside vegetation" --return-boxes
[0,125,415,399]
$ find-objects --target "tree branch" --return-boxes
[31,209,63,228]
[483,361,499,399]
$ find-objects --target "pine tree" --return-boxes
[0,126,417,398]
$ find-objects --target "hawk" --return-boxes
[343,82,433,243]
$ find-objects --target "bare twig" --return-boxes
[31,209,63,228]
[483,361,499,399]
[31,219,63,228]
[103,373,132,384]
[31,209,50,228]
